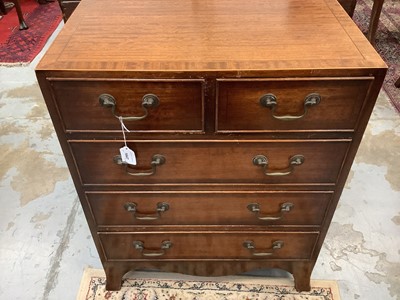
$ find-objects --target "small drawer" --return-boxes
[216,78,372,132]
[48,78,204,132]
[87,191,332,227]
[99,231,319,260]
[70,140,350,185]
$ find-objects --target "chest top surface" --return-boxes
[37,0,386,72]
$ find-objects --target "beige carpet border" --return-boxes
[77,267,341,300]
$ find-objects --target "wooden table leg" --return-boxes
[292,262,313,292]
[12,0,28,30]
[347,0,357,17]
[345,0,357,17]
[366,0,384,45]
[0,1,7,14]
[395,77,400,88]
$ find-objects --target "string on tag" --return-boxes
[117,117,137,165]
[119,116,130,147]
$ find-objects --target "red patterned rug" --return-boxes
[353,0,400,114]
[0,0,62,64]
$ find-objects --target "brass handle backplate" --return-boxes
[243,240,284,257]
[99,93,159,121]
[113,154,166,176]
[253,154,304,176]
[133,240,173,257]
[259,93,321,121]
[124,202,169,220]
[247,202,294,220]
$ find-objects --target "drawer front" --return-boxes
[70,140,350,185]
[217,78,372,132]
[48,79,204,132]
[99,232,318,260]
[87,191,332,226]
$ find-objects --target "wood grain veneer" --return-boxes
[70,140,350,185]
[86,191,332,227]
[99,231,319,260]
[38,0,385,72]
[48,78,205,132]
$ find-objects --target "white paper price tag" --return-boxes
[119,146,137,165]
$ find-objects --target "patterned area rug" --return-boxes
[77,268,341,300]
[353,0,400,113]
[0,0,61,64]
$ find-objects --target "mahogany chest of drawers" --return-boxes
[36,0,386,291]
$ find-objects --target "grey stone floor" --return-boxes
[0,22,399,300]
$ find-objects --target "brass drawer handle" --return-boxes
[259,93,321,121]
[124,202,169,220]
[113,154,166,176]
[99,93,159,121]
[243,240,284,257]
[133,240,173,257]
[247,202,294,220]
[253,154,304,176]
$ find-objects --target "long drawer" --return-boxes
[87,191,332,226]
[217,78,372,132]
[48,78,205,132]
[99,231,319,260]
[70,140,350,185]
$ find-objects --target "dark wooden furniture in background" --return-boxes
[365,0,385,45]
[0,0,28,29]
[339,0,386,45]
[57,0,79,21]
[347,0,399,88]
[36,0,386,292]
[341,0,400,88]
[337,0,357,16]
[0,0,6,13]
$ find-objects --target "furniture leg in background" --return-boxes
[0,0,28,29]
[57,0,80,22]
[337,0,357,16]
[366,0,384,45]
[339,0,399,88]
[0,0,7,14]
[359,0,399,88]
[338,0,384,46]
[13,0,28,29]
[395,77,400,88]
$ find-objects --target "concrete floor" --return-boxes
[0,22,399,300]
